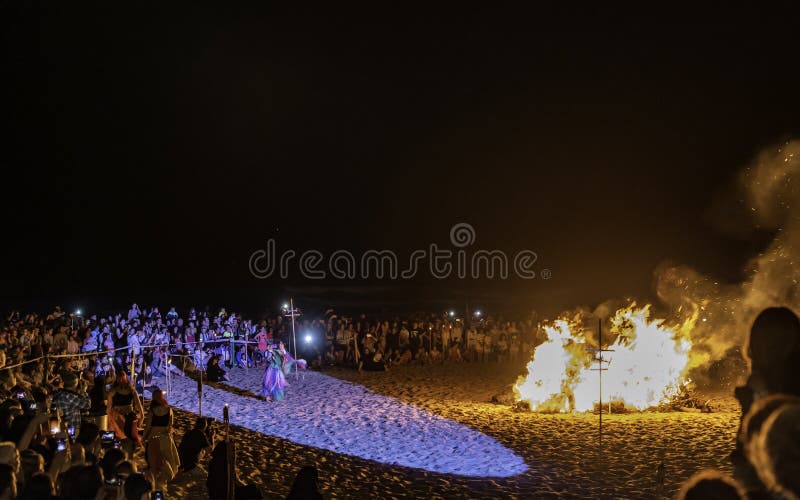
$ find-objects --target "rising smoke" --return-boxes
[654,140,800,385]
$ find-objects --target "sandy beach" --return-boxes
[156,362,739,499]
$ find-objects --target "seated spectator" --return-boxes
[178,417,213,472]
[18,472,53,500]
[59,464,103,500]
[0,443,19,474]
[19,449,43,490]
[0,464,17,500]
[207,441,262,499]
[75,422,101,466]
[748,401,800,498]
[206,356,228,382]
[361,351,385,372]
[676,469,746,500]
[286,465,323,500]
[123,472,152,500]
[114,460,136,483]
[98,448,125,483]
[733,307,800,492]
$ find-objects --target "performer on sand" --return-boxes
[261,342,307,402]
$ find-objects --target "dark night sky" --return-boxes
[2,4,799,316]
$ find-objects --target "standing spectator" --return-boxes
[87,375,108,431]
[496,334,509,363]
[107,373,144,450]
[127,304,141,321]
[509,334,520,363]
[142,389,180,488]
[52,373,89,432]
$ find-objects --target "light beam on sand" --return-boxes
[160,371,527,477]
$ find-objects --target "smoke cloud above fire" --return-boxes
[513,140,800,410]
[655,139,800,369]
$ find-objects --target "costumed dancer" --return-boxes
[262,342,309,402]
[262,343,287,402]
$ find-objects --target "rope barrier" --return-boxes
[0,356,45,371]
[0,337,262,371]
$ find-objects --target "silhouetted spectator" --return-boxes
[206,356,228,382]
[58,464,103,500]
[0,464,16,500]
[207,441,261,500]
[749,401,800,498]
[733,307,800,492]
[18,472,53,500]
[677,469,746,500]
[87,375,108,431]
[98,448,125,484]
[178,417,212,472]
[75,421,101,466]
[740,394,800,463]
[123,472,152,500]
[286,465,323,500]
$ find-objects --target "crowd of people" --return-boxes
[0,301,534,499]
[299,312,541,372]
[0,305,331,499]
[4,301,798,498]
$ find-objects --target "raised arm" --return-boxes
[18,413,49,451]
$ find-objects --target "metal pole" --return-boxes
[598,319,602,448]
[290,298,298,378]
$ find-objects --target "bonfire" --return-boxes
[514,304,703,413]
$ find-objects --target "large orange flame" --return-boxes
[514,304,696,412]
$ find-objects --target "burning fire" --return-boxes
[514,304,696,412]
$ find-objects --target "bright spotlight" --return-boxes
[304,334,312,344]
[448,311,455,317]
[76,309,82,316]
[282,303,289,310]
[474,310,482,317]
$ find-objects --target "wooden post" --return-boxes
[197,369,203,417]
[224,404,234,500]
